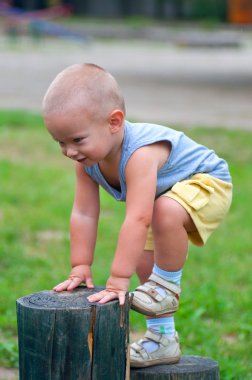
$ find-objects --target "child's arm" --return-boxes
[88,144,163,305]
[54,162,100,292]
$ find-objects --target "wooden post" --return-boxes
[16,286,129,380]
[130,355,220,379]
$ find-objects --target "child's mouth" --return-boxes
[77,158,87,163]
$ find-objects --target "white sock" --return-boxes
[142,316,175,353]
[153,264,182,285]
[152,264,182,298]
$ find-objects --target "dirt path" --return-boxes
[0,368,18,380]
[0,37,252,130]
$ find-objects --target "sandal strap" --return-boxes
[149,273,181,295]
[131,341,150,360]
[131,329,172,360]
[145,329,169,346]
[134,284,163,302]
[134,274,181,302]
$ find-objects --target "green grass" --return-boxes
[0,110,251,379]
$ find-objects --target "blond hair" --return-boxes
[43,63,125,119]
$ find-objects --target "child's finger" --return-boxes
[118,292,125,306]
[87,290,107,302]
[98,292,117,304]
[85,278,94,288]
[87,289,125,304]
[53,279,72,292]
[67,277,82,290]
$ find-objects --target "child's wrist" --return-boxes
[109,274,130,281]
[106,275,130,292]
[71,263,92,269]
[70,264,91,277]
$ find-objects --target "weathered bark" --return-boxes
[130,355,220,379]
[17,286,129,380]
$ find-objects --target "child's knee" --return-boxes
[152,196,188,231]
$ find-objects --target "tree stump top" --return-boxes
[17,286,107,309]
[131,355,220,379]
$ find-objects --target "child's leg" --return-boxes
[131,175,232,367]
[152,196,196,271]
[135,250,154,285]
[135,249,178,331]
[131,196,196,317]
[131,249,180,365]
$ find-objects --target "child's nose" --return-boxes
[66,146,78,159]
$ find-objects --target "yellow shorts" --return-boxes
[145,173,233,249]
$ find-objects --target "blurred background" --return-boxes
[0,0,252,128]
[1,2,252,380]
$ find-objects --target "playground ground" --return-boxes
[0,28,252,130]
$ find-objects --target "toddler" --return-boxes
[42,63,232,368]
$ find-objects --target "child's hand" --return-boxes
[87,275,130,305]
[53,264,94,292]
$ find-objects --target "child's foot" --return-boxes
[130,329,181,368]
[130,273,180,316]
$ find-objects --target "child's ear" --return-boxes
[108,110,124,133]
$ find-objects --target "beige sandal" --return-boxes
[130,273,181,316]
[130,329,181,368]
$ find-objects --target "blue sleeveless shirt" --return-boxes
[84,121,231,201]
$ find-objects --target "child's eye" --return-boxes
[73,137,84,143]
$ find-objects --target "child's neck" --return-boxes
[99,131,124,189]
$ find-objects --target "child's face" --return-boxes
[45,109,119,167]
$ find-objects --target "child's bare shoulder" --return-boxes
[129,141,171,171]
